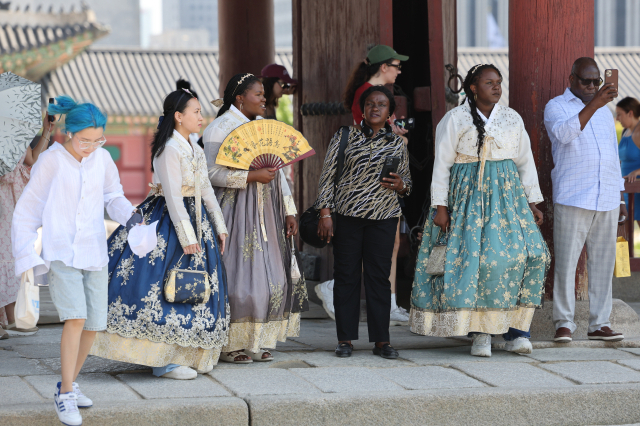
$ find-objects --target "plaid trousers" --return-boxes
[552,204,618,333]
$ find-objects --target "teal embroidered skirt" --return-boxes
[410,159,549,337]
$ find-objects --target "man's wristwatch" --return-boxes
[621,200,626,205]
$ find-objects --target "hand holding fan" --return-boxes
[216,119,315,170]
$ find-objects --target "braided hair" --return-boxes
[216,73,260,117]
[462,64,502,156]
[150,79,198,170]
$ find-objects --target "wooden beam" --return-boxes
[379,0,393,46]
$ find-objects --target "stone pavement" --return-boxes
[3,320,640,425]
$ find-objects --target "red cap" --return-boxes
[260,64,297,84]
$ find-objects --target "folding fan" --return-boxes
[215,119,315,170]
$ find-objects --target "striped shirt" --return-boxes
[544,88,625,211]
[315,126,411,220]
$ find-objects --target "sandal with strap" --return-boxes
[246,349,274,362]
[220,350,253,364]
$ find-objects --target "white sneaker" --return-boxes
[54,385,82,426]
[470,334,492,357]
[504,337,533,354]
[315,280,335,320]
[389,306,410,326]
[72,382,92,408]
[160,366,197,380]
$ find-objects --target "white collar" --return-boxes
[229,104,264,122]
[171,129,194,153]
[477,105,498,127]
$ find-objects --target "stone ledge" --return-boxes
[245,384,640,426]
[0,397,248,426]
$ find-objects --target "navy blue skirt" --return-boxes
[103,195,229,350]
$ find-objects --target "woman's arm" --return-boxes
[314,128,344,210]
[513,120,544,204]
[203,124,250,189]
[103,153,136,226]
[23,116,54,167]
[430,112,458,207]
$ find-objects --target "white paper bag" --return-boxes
[15,269,40,329]
[127,221,159,258]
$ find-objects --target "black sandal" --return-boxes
[335,342,353,357]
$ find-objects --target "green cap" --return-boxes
[366,45,409,64]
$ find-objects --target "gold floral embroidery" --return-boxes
[109,228,128,256]
[222,313,300,353]
[115,254,135,286]
[226,170,249,189]
[292,274,308,311]
[200,216,214,244]
[269,281,284,314]
[175,219,197,247]
[148,234,167,265]
[220,188,236,208]
[283,194,297,216]
[241,227,263,262]
[104,282,230,349]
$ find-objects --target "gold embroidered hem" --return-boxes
[175,219,198,247]
[90,331,222,370]
[226,170,249,189]
[223,312,300,353]
[408,306,535,337]
[283,194,297,216]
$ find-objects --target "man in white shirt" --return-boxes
[544,57,626,342]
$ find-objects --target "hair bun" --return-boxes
[47,95,78,115]
[176,79,191,91]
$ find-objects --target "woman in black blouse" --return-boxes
[315,86,411,359]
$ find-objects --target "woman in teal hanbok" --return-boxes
[410,64,549,357]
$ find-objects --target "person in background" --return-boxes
[12,95,138,426]
[316,86,411,359]
[91,80,230,381]
[316,45,411,325]
[544,57,625,343]
[0,112,55,339]
[260,63,297,120]
[411,64,547,357]
[616,97,640,227]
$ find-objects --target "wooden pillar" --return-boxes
[218,0,275,89]
[509,0,594,300]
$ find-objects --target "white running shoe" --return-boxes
[504,337,533,354]
[470,334,492,357]
[315,280,335,320]
[54,384,82,426]
[389,306,410,326]
[160,366,197,380]
[72,382,92,408]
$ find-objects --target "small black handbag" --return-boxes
[299,126,350,248]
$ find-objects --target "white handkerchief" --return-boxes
[127,221,159,258]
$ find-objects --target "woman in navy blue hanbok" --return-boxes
[91,83,230,379]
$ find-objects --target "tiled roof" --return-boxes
[0,4,108,55]
[41,48,294,118]
[458,47,640,110]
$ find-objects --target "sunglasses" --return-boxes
[278,81,291,89]
[387,63,402,70]
[572,73,603,87]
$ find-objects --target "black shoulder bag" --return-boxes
[299,126,350,248]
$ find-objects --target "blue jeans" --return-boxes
[152,364,179,377]
[502,328,530,340]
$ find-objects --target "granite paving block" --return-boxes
[0,376,43,405]
[375,366,486,390]
[617,359,640,372]
[301,350,416,368]
[11,343,61,359]
[0,349,23,359]
[210,368,321,396]
[620,348,640,356]
[540,361,640,384]
[452,362,574,387]
[0,357,51,376]
[290,367,404,393]
[40,355,150,374]
[525,348,637,362]
[117,373,230,398]
[25,373,140,401]
[212,351,303,369]
[399,347,535,365]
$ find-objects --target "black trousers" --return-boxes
[332,214,398,342]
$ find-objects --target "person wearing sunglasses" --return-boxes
[544,57,626,344]
[260,63,298,120]
[11,95,139,426]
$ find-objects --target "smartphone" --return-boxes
[394,118,415,131]
[604,69,618,91]
[126,209,144,232]
[48,98,55,122]
[379,157,400,182]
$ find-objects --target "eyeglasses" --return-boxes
[70,134,107,150]
[572,73,603,87]
[278,81,291,89]
[387,63,402,70]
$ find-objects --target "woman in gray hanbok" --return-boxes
[203,73,308,363]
